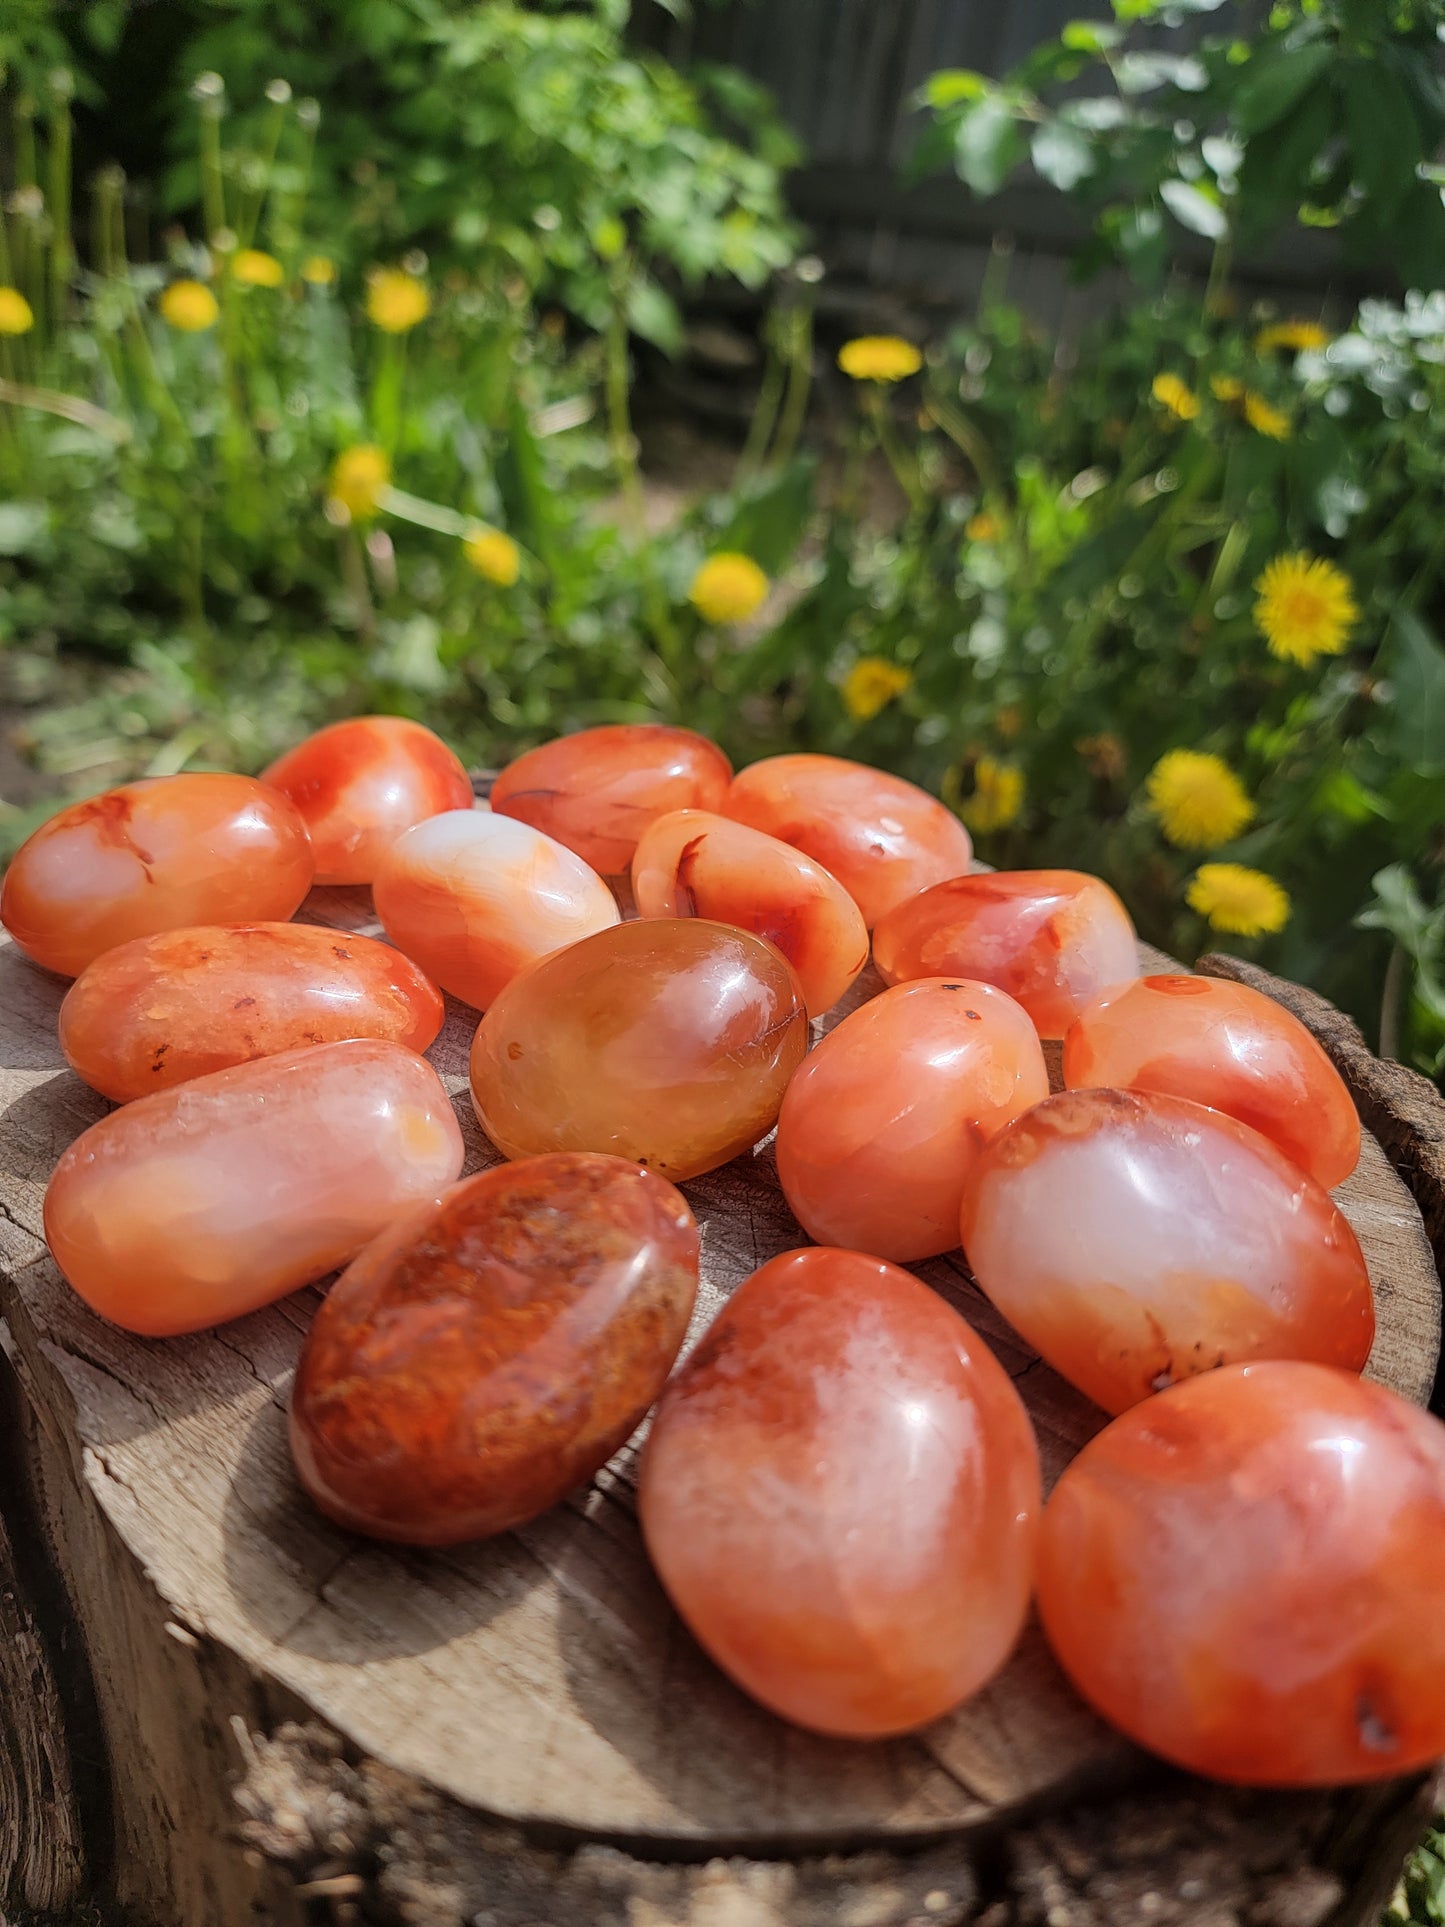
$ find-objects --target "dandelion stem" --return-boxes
[925,394,1004,501]
[770,299,815,469]
[46,74,73,331]
[604,289,644,535]
[736,306,786,483]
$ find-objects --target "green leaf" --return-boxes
[923,69,991,109]
[1232,42,1334,135]
[953,95,1027,196]
[1031,119,1095,192]
[0,503,49,556]
[1061,21,1122,52]
[1340,58,1421,218]
[1159,177,1229,238]
[1115,52,1207,94]
[709,457,816,576]
[627,277,684,354]
[1386,610,1445,774]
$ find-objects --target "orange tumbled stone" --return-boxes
[958,1088,1374,1414]
[491,723,732,876]
[873,869,1138,1038]
[1062,973,1360,1189]
[470,918,807,1180]
[59,922,444,1101]
[262,715,474,883]
[776,979,1048,1260]
[631,808,868,1016]
[1038,1362,1445,1784]
[639,1247,1040,1736]
[290,1153,699,1545]
[1,774,314,978]
[44,1039,464,1336]
[373,808,619,1009]
[722,754,972,929]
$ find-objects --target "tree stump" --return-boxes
[1,881,1442,1927]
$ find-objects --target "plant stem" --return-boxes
[770,299,815,469]
[870,390,925,514]
[46,74,72,332]
[736,306,786,482]
[200,100,228,243]
[925,394,1005,500]
[237,89,290,252]
[605,290,644,535]
[1380,941,1406,1062]
[1203,232,1233,322]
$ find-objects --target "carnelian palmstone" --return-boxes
[291,1153,699,1545]
[59,922,445,1102]
[470,918,807,1181]
[1062,973,1360,1190]
[491,723,732,876]
[1,774,314,978]
[631,808,868,1016]
[873,869,1138,1039]
[958,1088,1374,1414]
[1039,1362,1445,1784]
[721,753,973,929]
[262,714,474,884]
[44,1039,464,1336]
[776,979,1048,1261]
[373,808,618,1009]
[639,1246,1040,1737]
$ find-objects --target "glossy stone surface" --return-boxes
[491,724,732,876]
[1038,1362,1445,1784]
[873,869,1138,1039]
[639,1246,1040,1737]
[958,1088,1374,1414]
[59,922,445,1102]
[722,753,973,929]
[631,808,868,1016]
[1062,973,1360,1190]
[44,1039,464,1336]
[373,808,619,1010]
[1,774,314,978]
[470,918,807,1180]
[776,979,1048,1260]
[291,1153,699,1545]
[262,715,474,884]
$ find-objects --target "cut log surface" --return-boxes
[0,868,1442,1927]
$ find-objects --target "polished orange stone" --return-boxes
[722,753,972,929]
[631,808,868,1016]
[1038,1361,1445,1784]
[1062,973,1360,1190]
[0,774,314,978]
[470,918,807,1180]
[59,922,445,1102]
[776,979,1048,1260]
[373,808,619,1009]
[44,1039,464,1336]
[873,869,1138,1039]
[958,1088,1374,1414]
[291,1153,699,1545]
[491,724,732,876]
[262,715,474,883]
[639,1246,1040,1736]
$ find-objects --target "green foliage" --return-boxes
[1392,1821,1445,1923]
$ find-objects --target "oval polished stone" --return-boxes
[639,1246,1041,1737]
[491,724,732,876]
[1062,973,1360,1190]
[262,715,474,883]
[1038,1362,1445,1784]
[776,979,1048,1261]
[873,869,1138,1039]
[373,809,619,1010]
[470,918,807,1181]
[721,754,973,929]
[958,1088,1374,1415]
[291,1153,699,1545]
[631,809,868,1016]
[44,1039,464,1336]
[1,774,314,978]
[59,922,445,1102]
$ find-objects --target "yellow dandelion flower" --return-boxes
[1243,391,1291,440]
[463,528,520,587]
[1151,372,1200,422]
[1210,374,1244,403]
[301,255,336,286]
[0,287,35,335]
[837,335,923,383]
[1255,320,1331,354]
[327,444,391,520]
[960,755,1025,834]
[367,268,430,333]
[841,657,912,722]
[966,511,1002,542]
[688,552,769,625]
[1145,749,1255,851]
[1186,862,1290,937]
[1253,552,1358,667]
[231,248,284,288]
[158,279,219,332]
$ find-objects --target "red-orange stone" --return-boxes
[1038,1362,1445,1784]
[0,774,314,978]
[491,724,732,876]
[722,753,973,928]
[59,923,445,1102]
[261,715,474,884]
[1062,973,1360,1190]
[873,869,1138,1039]
[639,1247,1040,1737]
[290,1154,699,1545]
